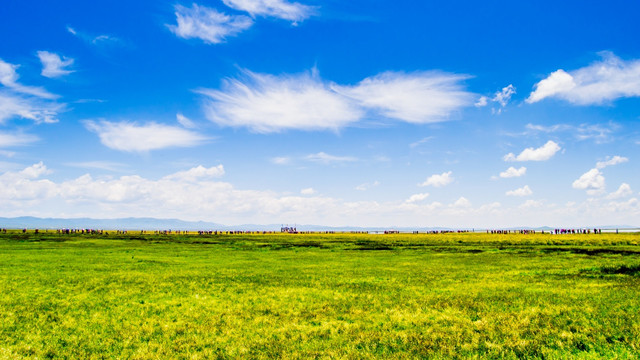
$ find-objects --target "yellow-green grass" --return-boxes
[0,232,639,359]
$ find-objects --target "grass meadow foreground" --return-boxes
[0,231,639,359]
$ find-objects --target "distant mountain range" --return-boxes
[0,216,637,232]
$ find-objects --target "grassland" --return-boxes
[0,231,639,359]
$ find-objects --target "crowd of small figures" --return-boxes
[488,229,603,234]
[1,228,610,235]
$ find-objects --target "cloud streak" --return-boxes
[167,4,253,44]
[199,69,475,132]
[222,0,317,23]
[84,120,208,152]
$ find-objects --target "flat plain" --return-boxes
[0,231,639,359]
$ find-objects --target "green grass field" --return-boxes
[0,231,639,359]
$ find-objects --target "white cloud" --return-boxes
[163,165,225,182]
[305,152,357,164]
[405,193,429,203]
[409,136,433,148]
[176,113,197,129]
[1,163,638,228]
[0,131,38,148]
[0,59,57,99]
[492,84,516,107]
[419,171,453,187]
[506,185,532,197]
[596,155,628,169]
[65,161,127,172]
[271,156,291,165]
[222,0,317,23]
[474,96,488,107]
[519,199,543,209]
[527,52,640,105]
[199,69,362,133]
[0,59,63,124]
[167,4,253,44]
[499,166,526,178]
[572,168,605,195]
[355,181,380,191]
[84,120,208,152]
[334,71,473,124]
[67,26,121,46]
[503,140,561,162]
[607,183,633,200]
[524,122,618,144]
[37,51,74,78]
[300,188,316,195]
[452,196,471,208]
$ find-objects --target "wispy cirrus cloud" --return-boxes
[0,59,57,99]
[524,122,618,144]
[0,59,63,124]
[334,71,474,124]
[37,51,74,78]
[222,0,317,23]
[84,120,208,152]
[199,69,474,132]
[167,4,253,44]
[503,140,561,162]
[198,69,362,133]
[0,131,39,148]
[305,152,357,164]
[67,26,122,46]
[527,52,640,105]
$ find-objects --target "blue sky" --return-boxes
[0,0,638,227]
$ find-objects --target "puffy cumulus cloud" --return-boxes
[596,155,628,169]
[167,4,253,44]
[198,69,362,133]
[499,166,526,178]
[306,152,357,164]
[2,163,638,227]
[405,193,429,203]
[506,185,532,197]
[607,183,633,200]
[37,51,74,78]
[572,168,605,195]
[419,171,453,187]
[300,188,316,195]
[84,120,208,152]
[474,96,488,107]
[334,71,474,124]
[0,131,39,148]
[222,0,317,23]
[518,199,543,209]
[527,52,640,105]
[451,196,471,208]
[503,140,561,162]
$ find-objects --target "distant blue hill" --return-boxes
[0,217,636,232]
